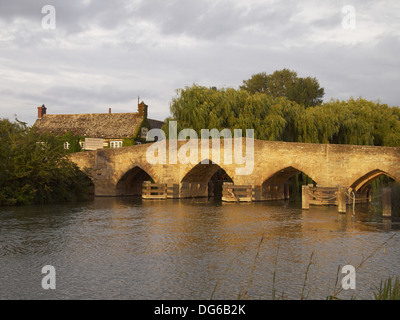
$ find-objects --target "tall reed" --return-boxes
[374,276,400,300]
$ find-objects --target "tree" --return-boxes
[239,72,269,94]
[0,119,93,206]
[166,85,400,148]
[240,69,325,107]
[166,85,289,140]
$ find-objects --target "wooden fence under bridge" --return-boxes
[222,183,253,202]
[302,184,392,216]
[141,181,392,216]
[142,182,180,200]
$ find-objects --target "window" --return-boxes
[64,142,70,150]
[110,141,123,148]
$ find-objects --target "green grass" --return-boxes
[374,276,400,300]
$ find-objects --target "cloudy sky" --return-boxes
[0,0,399,125]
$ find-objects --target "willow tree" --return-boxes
[320,98,400,146]
[165,85,289,140]
[165,84,400,148]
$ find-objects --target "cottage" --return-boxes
[33,102,164,151]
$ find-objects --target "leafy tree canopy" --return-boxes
[240,69,325,107]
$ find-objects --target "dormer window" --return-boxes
[64,142,70,150]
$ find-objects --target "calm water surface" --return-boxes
[0,197,399,300]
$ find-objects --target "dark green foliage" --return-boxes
[132,118,151,145]
[60,131,83,153]
[240,69,325,107]
[167,83,400,147]
[0,119,94,206]
[239,72,269,94]
[122,138,135,147]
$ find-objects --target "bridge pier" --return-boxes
[261,183,288,201]
[180,182,208,198]
[252,185,262,202]
[302,185,310,209]
[337,186,347,214]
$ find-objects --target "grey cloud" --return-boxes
[135,0,302,41]
[0,0,399,127]
[0,0,137,35]
[43,85,137,105]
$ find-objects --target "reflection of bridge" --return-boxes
[70,139,400,204]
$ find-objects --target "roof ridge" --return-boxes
[44,112,140,116]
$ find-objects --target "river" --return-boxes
[0,197,399,300]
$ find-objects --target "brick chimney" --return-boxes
[138,101,148,118]
[37,104,47,119]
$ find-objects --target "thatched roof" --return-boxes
[34,113,145,139]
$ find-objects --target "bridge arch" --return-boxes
[115,165,155,196]
[261,166,317,200]
[180,160,233,198]
[181,160,233,183]
[350,169,400,193]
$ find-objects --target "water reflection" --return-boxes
[0,197,399,300]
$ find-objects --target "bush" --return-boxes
[0,118,93,206]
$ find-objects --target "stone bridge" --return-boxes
[69,139,400,200]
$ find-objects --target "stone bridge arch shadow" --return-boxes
[76,168,96,199]
[350,169,400,200]
[259,166,317,201]
[180,160,234,199]
[115,164,157,197]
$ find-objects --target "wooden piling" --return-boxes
[302,185,309,210]
[338,186,347,214]
[284,182,290,200]
[382,188,392,217]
